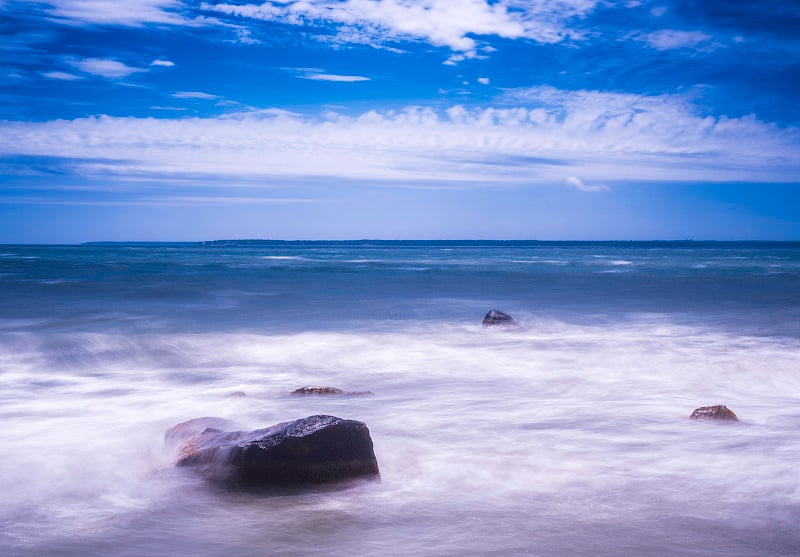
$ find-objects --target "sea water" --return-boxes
[1,241,799,556]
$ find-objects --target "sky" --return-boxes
[1,0,799,242]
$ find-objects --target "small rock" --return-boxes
[293,386,345,395]
[164,416,241,447]
[482,309,520,328]
[292,386,373,396]
[690,405,739,421]
[173,414,380,486]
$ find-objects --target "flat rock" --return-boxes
[482,309,521,329]
[164,416,241,447]
[690,405,739,421]
[292,386,373,396]
[173,414,380,486]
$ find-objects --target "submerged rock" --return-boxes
[172,414,380,486]
[482,309,520,329]
[690,405,739,421]
[292,386,373,396]
[164,416,240,447]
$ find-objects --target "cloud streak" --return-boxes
[565,176,607,192]
[42,71,84,81]
[71,58,147,78]
[301,73,370,82]
[630,29,715,51]
[43,0,189,26]
[0,88,797,188]
[172,91,220,99]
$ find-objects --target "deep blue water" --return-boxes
[2,241,800,335]
[1,241,799,556]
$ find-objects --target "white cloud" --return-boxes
[71,58,146,78]
[0,88,797,187]
[172,91,220,99]
[302,73,371,82]
[444,53,467,66]
[42,71,84,80]
[44,0,189,26]
[632,29,714,51]
[233,27,261,44]
[150,59,175,67]
[478,77,490,85]
[203,0,601,58]
[565,176,607,192]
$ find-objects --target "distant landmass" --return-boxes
[81,239,800,248]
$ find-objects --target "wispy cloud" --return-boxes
[172,91,220,100]
[650,5,668,17]
[630,29,714,51]
[302,73,370,82]
[288,67,370,82]
[150,59,175,67]
[44,0,189,26]
[203,0,601,58]
[42,71,84,81]
[565,176,608,192]
[70,58,146,78]
[0,88,797,187]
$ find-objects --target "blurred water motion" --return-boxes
[1,242,799,556]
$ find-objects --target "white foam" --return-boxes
[2,318,799,554]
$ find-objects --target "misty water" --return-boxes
[1,242,799,556]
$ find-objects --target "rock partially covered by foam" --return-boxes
[690,405,739,421]
[482,309,520,328]
[292,386,373,396]
[164,416,240,447]
[171,415,380,486]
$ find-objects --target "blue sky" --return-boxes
[1,0,799,242]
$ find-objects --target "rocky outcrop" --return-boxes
[292,386,373,396]
[482,309,520,328]
[690,405,739,421]
[171,414,380,486]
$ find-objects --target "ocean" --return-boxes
[1,241,799,556]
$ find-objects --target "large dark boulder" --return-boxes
[690,405,739,421]
[482,309,520,328]
[172,415,380,486]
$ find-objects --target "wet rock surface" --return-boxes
[172,414,380,486]
[482,309,520,328]
[292,386,373,396]
[164,417,241,447]
[690,405,739,421]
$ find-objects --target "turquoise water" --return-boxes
[1,242,799,556]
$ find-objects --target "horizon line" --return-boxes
[2,239,799,247]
